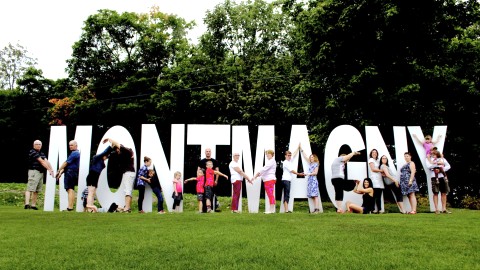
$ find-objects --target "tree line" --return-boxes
[1,0,479,207]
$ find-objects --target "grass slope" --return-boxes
[1,183,479,269]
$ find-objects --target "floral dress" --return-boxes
[400,162,419,195]
[307,162,320,198]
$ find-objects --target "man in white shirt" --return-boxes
[281,148,302,213]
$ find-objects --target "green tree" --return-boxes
[288,0,480,202]
[158,0,306,130]
[64,7,193,131]
[0,43,37,90]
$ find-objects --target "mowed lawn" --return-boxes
[0,205,479,270]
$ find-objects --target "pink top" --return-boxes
[423,141,434,156]
[173,179,182,193]
[196,176,205,193]
[258,158,276,182]
[205,167,215,187]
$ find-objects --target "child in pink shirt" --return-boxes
[172,171,183,212]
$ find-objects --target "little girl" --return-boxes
[172,171,183,213]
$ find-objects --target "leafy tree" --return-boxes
[287,0,480,203]
[63,7,193,131]
[159,0,306,129]
[0,43,37,90]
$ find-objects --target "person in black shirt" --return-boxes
[25,140,54,210]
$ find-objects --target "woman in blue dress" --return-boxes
[400,152,419,214]
[300,149,321,214]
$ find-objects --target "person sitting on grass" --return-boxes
[346,178,375,214]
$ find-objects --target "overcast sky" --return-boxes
[0,0,226,80]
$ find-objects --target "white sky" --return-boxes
[0,0,226,80]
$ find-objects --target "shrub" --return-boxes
[460,195,480,210]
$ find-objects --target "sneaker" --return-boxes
[157,211,165,214]
[24,205,31,209]
[264,211,272,214]
[31,206,39,210]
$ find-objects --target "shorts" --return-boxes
[431,177,450,194]
[86,170,101,187]
[205,186,214,201]
[282,180,291,203]
[122,171,136,196]
[64,170,78,191]
[27,170,43,192]
[197,193,204,201]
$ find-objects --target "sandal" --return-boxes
[336,209,344,213]
[408,210,417,214]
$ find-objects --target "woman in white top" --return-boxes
[253,150,277,214]
[229,153,251,213]
[368,149,384,213]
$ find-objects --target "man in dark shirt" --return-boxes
[56,140,80,211]
[25,140,54,210]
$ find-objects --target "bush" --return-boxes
[460,195,480,210]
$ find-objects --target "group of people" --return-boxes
[251,145,322,214]
[343,134,451,214]
[25,134,452,215]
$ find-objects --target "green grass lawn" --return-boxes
[1,183,479,269]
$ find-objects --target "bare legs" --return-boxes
[86,186,98,212]
[24,191,38,206]
[407,193,417,213]
[67,189,75,210]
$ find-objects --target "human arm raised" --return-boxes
[102,138,120,149]
[184,177,197,184]
[412,134,424,144]
[214,170,228,179]
[432,134,442,145]
[342,151,360,162]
